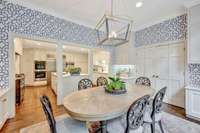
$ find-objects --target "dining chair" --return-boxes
[40,95,88,133]
[107,95,150,133]
[78,78,93,90]
[96,77,108,86]
[144,87,167,133]
[135,77,151,86]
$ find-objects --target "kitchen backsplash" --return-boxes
[188,64,200,87]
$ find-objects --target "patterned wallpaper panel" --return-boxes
[0,0,106,89]
[188,64,200,87]
[135,14,187,47]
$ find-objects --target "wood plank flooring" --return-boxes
[0,86,66,133]
[1,86,199,133]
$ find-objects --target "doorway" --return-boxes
[14,38,59,114]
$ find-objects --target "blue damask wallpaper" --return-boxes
[0,0,103,89]
[188,64,200,87]
[135,14,187,47]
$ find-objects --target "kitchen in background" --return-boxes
[93,50,110,82]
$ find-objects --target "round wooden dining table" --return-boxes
[63,85,155,133]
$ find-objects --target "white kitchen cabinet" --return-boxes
[51,73,57,95]
[188,4,200,63]
[186,87,200,120]
[0,92,8,129]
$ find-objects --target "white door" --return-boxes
[137,42,185,107]
[135,48,145,77]
[154,45,170,103]
[144,47,157,89]
[168,43,185,108]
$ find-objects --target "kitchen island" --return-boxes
[51,72,89,103]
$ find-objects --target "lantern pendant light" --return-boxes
[95,0,133,46]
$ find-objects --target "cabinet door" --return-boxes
[168,43,185,108]
[154,45,169,103]
[144,47,156,89]
[135,48,145,77]
[187,90,200,118]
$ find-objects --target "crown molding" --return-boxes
[184,0,200,8]
[6,0,94,28]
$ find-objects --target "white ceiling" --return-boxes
[11,0,190,30]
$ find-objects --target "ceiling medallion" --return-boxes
[95,0,133,46]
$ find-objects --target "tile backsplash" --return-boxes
[188,64,200,87]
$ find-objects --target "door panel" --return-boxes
[144,47,156,88]
[135,48,145,77]
[142,43,185,107]
[154,46,169,102]
[168,43,185,107]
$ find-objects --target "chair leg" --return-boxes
[158,120,164,133]
[150,122,156,133]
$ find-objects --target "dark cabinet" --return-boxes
[16,74,25,105]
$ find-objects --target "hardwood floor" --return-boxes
[1,86,199,133]
[0,86,66,133]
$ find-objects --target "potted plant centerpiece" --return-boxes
[105,77,126,94]
[69,67,81,76]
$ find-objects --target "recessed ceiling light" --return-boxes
[136,2,143,8]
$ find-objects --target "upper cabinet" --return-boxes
[188,4,200,63]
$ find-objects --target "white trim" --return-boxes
[184,0,200,8]
[6,0,94,28]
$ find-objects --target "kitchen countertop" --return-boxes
[51,72,88,77]
[93,71,109,74]
[120,76,136,80]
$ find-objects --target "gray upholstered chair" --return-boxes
[40,95,88,133]
[144,87,167,133]
[135,77,151,86]
[107,95,150,133]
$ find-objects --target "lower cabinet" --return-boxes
[51,74,57,95]
[186,87,200,120]
[0,92,8,129]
